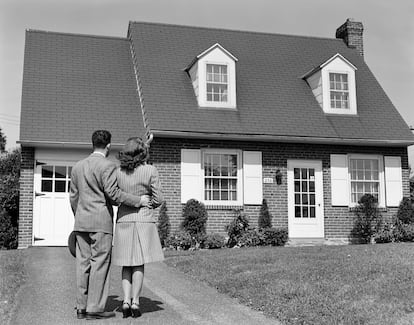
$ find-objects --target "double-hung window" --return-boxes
[349,157,380,204]
[206,64,228,103]
[330,73,349,109]
[203,150,241,204]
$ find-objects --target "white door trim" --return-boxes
[287,159,324,239]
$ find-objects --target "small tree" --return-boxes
[158,201,170,247]
[0,149,21,223]
[396,197,414,224]
[0,148,20,249]
[0,127,6,153]
[225,209,250,247]
[181,199,208,237]
[351,194,382,243]
[258,199,272,229]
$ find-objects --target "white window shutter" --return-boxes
[181,149,202,203]
[243,151,262,205]
[384,156,403,207]
[330,154,349,206]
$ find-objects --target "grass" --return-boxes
[165,243,414,325]
[0,249,26,325]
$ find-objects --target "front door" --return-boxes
[287,160,324,238]
[33,162,74,246]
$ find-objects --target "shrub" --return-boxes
[260,227,289,246]
[238,229,262,247]
[393,220,414,242]
[0,149,20,225]
[396,198,414,224]
[351,194,382,243]
[0,210,17,249]
[181,199,208,237]
[164,230,192,250]
[225,210,250,247]
[258,199,272,229]
[374,223,394,244]
[158,202,170,247]
[202,233,226,249]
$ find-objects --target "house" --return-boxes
[18,19,414,248]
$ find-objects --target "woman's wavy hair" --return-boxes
[118,137,149,171]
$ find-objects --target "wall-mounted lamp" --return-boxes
[275,169,282,185]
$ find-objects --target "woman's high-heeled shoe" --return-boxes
[122,301,131,318]
[131,302,142,318]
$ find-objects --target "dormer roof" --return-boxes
[302,53,357,79]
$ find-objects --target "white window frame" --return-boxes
[201,149,243,206]
[347,154,386,208]
[206,63,229,104]
[329,72,350,109]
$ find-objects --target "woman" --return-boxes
[112,137,164,318]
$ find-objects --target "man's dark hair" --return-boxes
[92,130,111,149]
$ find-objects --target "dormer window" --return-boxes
[303,53,357,115]
[186,43,237,109]
[206,64,228,103]
[329,73,349,109]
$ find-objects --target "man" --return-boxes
[70,130,148,320]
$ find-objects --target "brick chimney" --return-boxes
[336,18,364,57]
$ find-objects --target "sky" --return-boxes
[1,0,413,162]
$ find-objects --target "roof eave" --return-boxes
[18,140,125,150]
[151,130,414,147]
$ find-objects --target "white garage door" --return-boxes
[33,162,74,246]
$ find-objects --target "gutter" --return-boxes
[151,130,414,147]
[17,140,125,150]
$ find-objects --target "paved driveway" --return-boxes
[11,247,278,325]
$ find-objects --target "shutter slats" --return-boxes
[331,154,349,206]
[384,156,403,207]
[243,151,262,205]
[181,149,202,203]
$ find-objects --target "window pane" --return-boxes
[302,194,308,204]
[55,166,66,178]
[295,206,301,218]
[310,194,315,205]
[302,181,308,192]
[41,180,52,192]
[309,181,315,192]
[42,166,53,178]
[294,168,300,179]
[213,191,220,200]
[295,194,301,204]
[302,207,308,218]
[310,207,316,218]
[301,168,308,179]
[294,181,300,192]
[55,180,66,192]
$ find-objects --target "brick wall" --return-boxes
[150,137,409,241]
[18,146,35,248]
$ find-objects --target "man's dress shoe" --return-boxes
[76,309,86,319]
[86,311,116,320]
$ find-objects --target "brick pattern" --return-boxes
[336,19,364,57]
[150,137,409,241]
[18,147,35,248]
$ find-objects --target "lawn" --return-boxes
[0,250,26,325]
[165,243,414,325]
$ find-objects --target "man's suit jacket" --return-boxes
[70,152,142,234]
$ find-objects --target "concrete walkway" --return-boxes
[11,247,278,325]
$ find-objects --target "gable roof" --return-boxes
[20,30,145,147]
[20,22,414,148]
[128,22,414,146]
